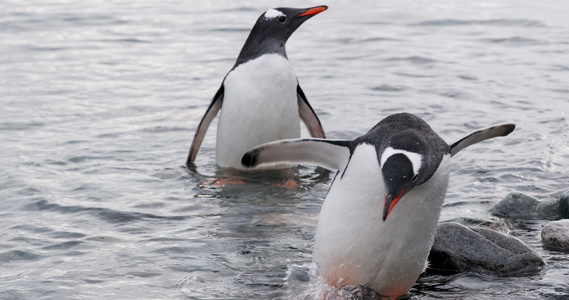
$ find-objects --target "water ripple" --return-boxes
[24,200,191,224]
[412,19,546,27]
[480,36,546,45]
[370,84,408,92]
[1,0,568,299]
[385,56,438,64]
[0,250,42,263]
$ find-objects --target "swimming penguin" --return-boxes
[241,113,515,297]
[186,6,328,169]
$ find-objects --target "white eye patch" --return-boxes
[264,9,285,20]
[380,147,422,176]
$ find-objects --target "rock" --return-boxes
[536,196,560,220]
[541,220,569,249]
[428,222,545,276]
[539,188,569,202]
[285,265,312,297]
[559,191,569,219]
[489,192,541,219]
[489,191,567,220]
[449,216,513,234]
[288,268,310,282]
[489,189,569,220]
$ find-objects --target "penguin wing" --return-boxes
[297,85,326,138]
[241,138,353,170]
[186,85,224,166]
[449,123,515,157]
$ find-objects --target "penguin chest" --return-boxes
[216,54,301,168]
[314,145,451,296]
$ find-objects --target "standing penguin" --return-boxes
[187,6,327,169]
[241,113,515,297]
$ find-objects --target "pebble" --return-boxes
[541,219,569,249]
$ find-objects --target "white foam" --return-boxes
[264,9,285,20]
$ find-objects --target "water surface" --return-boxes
[1,0,569,299]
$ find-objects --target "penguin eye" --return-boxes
[412,174,419,182]
[278,15,287,23]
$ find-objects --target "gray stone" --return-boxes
[490,188,569,220]
[489,192,540,219]
[428,222,545,276]
[449,216,513,234]
[286,265,310,284]
[541,220,569,249]
[559,191,569,219]
[535,188,569,219]
[536,197,560,220]
[490,191,564,220]
[538,188,569,201]
[288,268,310,282]
[286,265,312,296]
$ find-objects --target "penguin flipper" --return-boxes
[186,85,224,166]
[297,85,326,138]
[449,123,515,157]
[241,138,352,170]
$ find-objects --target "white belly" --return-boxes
[313,144,451,296]
[216,54,300,169]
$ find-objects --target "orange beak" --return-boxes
[383,188,407,222]
[298,6,328,17]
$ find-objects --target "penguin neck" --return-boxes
[234,27,288,68]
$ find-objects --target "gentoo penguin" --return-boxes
[241,113,515,297]
[186,6,327,169]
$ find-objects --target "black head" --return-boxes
[234,6,328,67]
[355,113,450,221]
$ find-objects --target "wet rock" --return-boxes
[489,192,541,219]
[537,196,560,220]
[559,191,569,219]
[288,268,310,282]
[449,216,513,234]
[489,190,568,220]
[542,188,569,201]
[286,265,311,284]
[428,222,545,276]
[285,265,312,296]
[541,220,569,249]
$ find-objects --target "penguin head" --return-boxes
[257,6,328,44]
[235,6,327,66]
[379,132,427,222]
[359,113,449,222]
